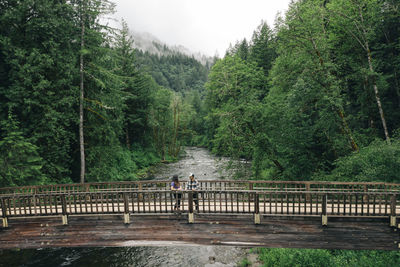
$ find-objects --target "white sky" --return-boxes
[112,0,292,56]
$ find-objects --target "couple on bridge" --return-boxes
[170,173,199,212]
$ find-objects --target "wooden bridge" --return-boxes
[1,180,400,250]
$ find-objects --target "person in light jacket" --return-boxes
[186,173,199,211]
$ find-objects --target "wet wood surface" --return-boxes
[0,215,399,250]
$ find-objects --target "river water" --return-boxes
[148,146,251,180]
[1,147,252,267]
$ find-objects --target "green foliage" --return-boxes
[86,146,137,182]
[322,137,400,182]
[257,248,400,267]
[238,257,252,267]
[0,113,46,187]
[131,146,160,170]
[135,47,210,148]
[1,0,400,187]
[135,49,209,93]
[0,0,77,183]
[205,0,400,181]
[0,0,209,186]
[206,55,267,159]
[258,248,333,267]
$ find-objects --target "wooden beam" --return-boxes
[123,193,130,224]
[0,216,398,250]
[322,194,328,226]
[1,198,8,228]
[188,192,194,223]
[61,195,68,225]
[254,193,260,224]
[390,194,396,227]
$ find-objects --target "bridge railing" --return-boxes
[1,190,398,228]
[1,180,400,196]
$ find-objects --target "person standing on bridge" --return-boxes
[186,173,199,211]
[171,174,182,211]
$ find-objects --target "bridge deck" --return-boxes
[1,181,400,250]
[0,215,398,250]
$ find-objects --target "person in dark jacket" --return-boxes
[171,174,182,211]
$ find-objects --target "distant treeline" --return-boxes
[205,0,400,182]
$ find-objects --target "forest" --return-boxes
[206,0,400,183]
[1,0,400,265]
[1,0,399,186]
[0,0,211,187]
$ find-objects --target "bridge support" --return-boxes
[1,198,8,228]
[254,194,260,224]
[390,195,397,227]
[123,193,130,224]
[321,215,328,226]
[188,213,194,223]
[61,195,68,225]
[322,195,328,226]
[124,213,130,224]
[390,216,396,227]
[62,215,68,225]
[188,192,194,223]
[2,217,8,228]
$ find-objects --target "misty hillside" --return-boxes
[130,31,214,66]
[130,31,213,93]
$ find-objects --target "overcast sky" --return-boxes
[112,0,292,56]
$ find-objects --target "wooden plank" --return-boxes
[0,216,398,250]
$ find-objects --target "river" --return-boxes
[1,147,252,267]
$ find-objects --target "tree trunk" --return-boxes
[296,12,359,152]
[367,50,391,144]
[357,4,391,144]
[174,108,180,157]
[79,8,86,184]
[125,128,130,149]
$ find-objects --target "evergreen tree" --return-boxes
[0,112,45,187]
[0,0,78,183]
[249,21,277,76]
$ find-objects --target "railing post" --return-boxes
[249,183,254,202]
[254,193,260,224]
[305,182,311,201]
[188,191,194,223]
[363,185,368,202]
[123,193,130,224]
[1,198,8,228]
[390,194,396,227]
[138,183,143,201]
[322,194,328,226]
[61,195,68,225]
[33,187,38,214]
